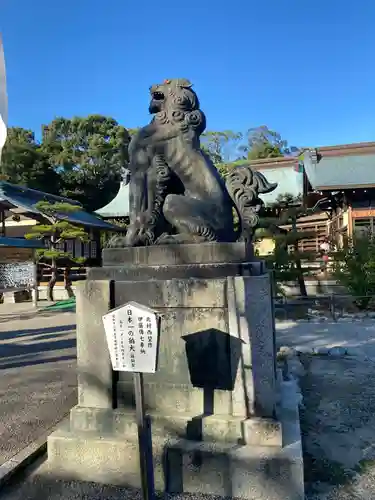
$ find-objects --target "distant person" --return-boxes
[320,237,330,272]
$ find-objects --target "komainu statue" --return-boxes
[110,78,277,247]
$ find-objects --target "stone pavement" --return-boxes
[0,301,77,466]
[276,318,375,360]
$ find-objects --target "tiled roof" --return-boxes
[0,182,121,231]
[303,150,375,189]
[95,181,129,218]
[254,166,303,204]
[0,237,45,248]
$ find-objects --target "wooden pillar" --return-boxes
[348,206,353,238]
[0,208,5,237]
[32,250,38,308]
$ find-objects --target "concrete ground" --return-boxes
[0,301,77,466]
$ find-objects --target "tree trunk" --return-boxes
[292,220,307,297]
[48,259,58,302]
[295,251,308,297]
[63,266,74,298]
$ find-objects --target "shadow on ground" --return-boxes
[0,309,75,324]
[0,324,76,369]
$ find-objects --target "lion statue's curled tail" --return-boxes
[225,166,278,242]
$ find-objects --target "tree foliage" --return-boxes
[1,128,59,192]
[261,194,318,296]
[3,118,298,220]
[25,201,89,301]
[246,126,299,160]
[201,130,245,164]
[41,115,130,211]
[332,235,375,309]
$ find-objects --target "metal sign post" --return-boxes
[102,301,160,500]
[134,371,154,500]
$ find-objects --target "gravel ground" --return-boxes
[300,356,375,498]
[276,319,375,498]
[0,462,234,500]
[0,302,77,465]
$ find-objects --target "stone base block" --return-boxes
[88,242,266,282]
[47,423,302,499]
[2,289,30,304]
[69,406,282,447]
[102,242,254,266]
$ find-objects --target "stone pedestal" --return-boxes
[47,243,303,499]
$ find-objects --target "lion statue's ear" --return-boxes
[176,78,192,88]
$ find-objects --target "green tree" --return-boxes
[246,126,298,160]
[25,201,89,301]
[201,130,245,164]
[127,127,140,138]
[261,194,318,296]
[1,127,60,192]
[332,235,375,309]
[41,115,130,211]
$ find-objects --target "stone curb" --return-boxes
[295,317,375,323]
[0,437,46,488]
[0,416,69,489]
[278,345,359,360]
[276,345,364,386]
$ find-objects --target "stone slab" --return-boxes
[88,262,257,282]
[112,277,248,417]
[75,280,114,409]
[69,406,282,446]
[115,278,227,308]
[76,273,277,420]
[46,374,303,499]
[102,242,253,266]
[47,425,302,499]
[245,274,277,417]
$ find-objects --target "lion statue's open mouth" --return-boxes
[152,91,164,101]
[149,87,165,114]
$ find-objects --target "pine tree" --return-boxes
[25,201,89,301]
[260,194,319,297]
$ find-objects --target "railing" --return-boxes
[274,294,375,322]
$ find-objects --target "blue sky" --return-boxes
[1,0,375,149]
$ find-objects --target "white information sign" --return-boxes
[102,301,160,373]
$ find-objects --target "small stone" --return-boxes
[328,346,347,358]
[286,358,306,377]
[356,312,367,318]
[278,346,296,358]
[345,347,360,357]
[308,309,320,315]
[296,346,312,354]
[313,346,330,355]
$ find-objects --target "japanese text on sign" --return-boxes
[102,302,159,373]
